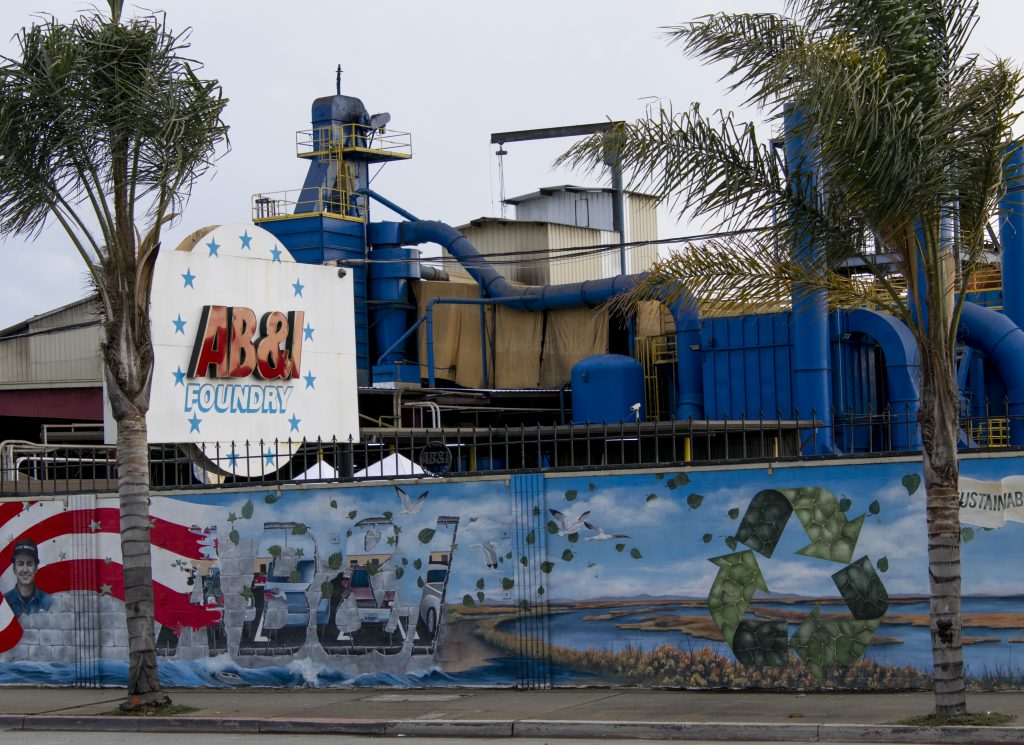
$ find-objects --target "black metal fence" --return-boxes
[1,405,1020,496]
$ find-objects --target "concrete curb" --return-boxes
[3,715,1023,742]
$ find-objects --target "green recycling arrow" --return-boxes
[780,487,864,563]
[708,550,768,646]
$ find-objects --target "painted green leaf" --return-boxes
[615,543,625,552]
[568,532,579,544]
[565,489,578,501]
[417,576,424,588]
[839,497,853,513]
[868,500,881,515]
[291,523,308,535]
[367,564,379,575]
[728,508,740,520]
[562,549,574,562]
[413,559,423,570]
[345,529,352,538]
[240,585,253,600]
[902,474,922,495]
[725,536,738,551]
[227,512,238,523]
[418,528,436,544]
[462,594,475,606]
[347,510,358,519]
[532,506,540,516]
[540,561,555,574]
[320,581,333,598]
[655,473,665,480]
[667,477,677,489]
[646,494,658,502]
[395,567,404,579]
[501,577,514,590]
[264,493,279,504]
[686,493,705,509]
[702,533,713,544]
[546,521,559,534]
[520,556,529,566]
[526,530,536,546]
[962,527,975,544]
[329,500,337,509]
[268,545,282,558]
[401,557,408,566]
[588,482,596,491]
[520,599,531,611]
[630,548,643,559]
[877,556,889,573]
[505,552,513,559]
[241,500,254,520]
[537,586,545,596]
[476,591,485,603]
[383,511,393,520]
[476,578,485,590]
[288,570,300,583]
[229,529,239,546]
[327,552,343,570]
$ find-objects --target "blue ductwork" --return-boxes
[384,219,704,419]
[844,308,922,449]
[1000,142,1024,330]
[784,105,833,454]
[958,301,1024,445]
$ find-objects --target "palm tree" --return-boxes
[560,0,1020,717]
[0,1,227,708]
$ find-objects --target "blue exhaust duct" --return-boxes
[381,219,704,419]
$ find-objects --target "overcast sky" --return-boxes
[0,0,1020,329]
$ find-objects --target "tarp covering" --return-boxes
[539,306,609,388]
[353,452,425,478]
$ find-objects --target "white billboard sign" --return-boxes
[107,223,359,475]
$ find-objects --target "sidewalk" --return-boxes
[0,687,1022,742]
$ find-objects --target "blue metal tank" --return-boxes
[571,354,645,424]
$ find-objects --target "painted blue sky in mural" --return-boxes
[170,455,1024,605]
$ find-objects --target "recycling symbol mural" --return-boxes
[707,487,889,678]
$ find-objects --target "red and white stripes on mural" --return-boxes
[0,499,221,652]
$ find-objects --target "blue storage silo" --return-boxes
[571,354,645,424]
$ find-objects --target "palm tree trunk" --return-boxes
[116,413,169,708]
[919,347,966,717]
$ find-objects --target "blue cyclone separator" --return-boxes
[958,301,1024,446]
[384,219,704,420]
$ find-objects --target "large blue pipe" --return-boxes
[388,219,704,418]
[844,308,922,450]
[784,105,833,453]
[958,301,1024,445]
[999,142,1024,330]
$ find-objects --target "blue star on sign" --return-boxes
[239,230,253,250]
[270,245,282,263]
[304,371,316,389]
[292,278,305,297]
[181,268,196,288]
[173,315,186,334]
[188,414,202,433]
[303,323,314,341]
[263,448,276,466]
[227,450,239,468]
[172,366,186,386]
[206,238,220,257]
[288,413,301,432]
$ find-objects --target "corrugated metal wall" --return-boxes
[0,298,103,388]
[701,313,793,419]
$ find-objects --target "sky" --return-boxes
[0,0,1021,330]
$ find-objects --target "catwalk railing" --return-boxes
[1,404,1020,495]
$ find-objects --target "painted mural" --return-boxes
[0,455,1022,689]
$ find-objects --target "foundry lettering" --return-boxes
[189,305,303,381]
[184,383,294,414]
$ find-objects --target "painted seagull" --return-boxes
[584,521,630,541]
[396,486,427,515]
[471,541,500,569]
[549,508,591,537]
[364,525,382,552]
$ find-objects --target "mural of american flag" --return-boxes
[0,498,222,652]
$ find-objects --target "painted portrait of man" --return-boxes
[4,538,52,616]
